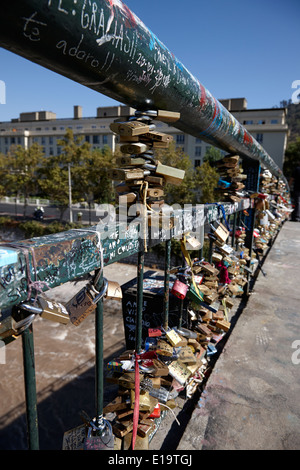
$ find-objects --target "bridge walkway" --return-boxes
[177,221,300,450]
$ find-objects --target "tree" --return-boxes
[203,146,223,164]
[0,152,7,198]
[75,145,116,206]
[38,129,116,221]
[194,161,219,203]
[38,129,92,221]
[37,155,70,221]
[283,137,300,181]
[4,143,44,216]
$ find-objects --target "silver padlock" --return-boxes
[83,415,114,451]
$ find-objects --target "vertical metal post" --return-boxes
[231,212,237,248]
[178,299,184,329]
[163,239,171,330]
[135,249,144,353]
[68,163,73,224]
[95,269,104,422]
[243,160,261,296]
[22,325,39,450]
[208,237,213,264]
[236,211,241,250]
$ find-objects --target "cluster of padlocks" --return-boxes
[215,154,247,203]
[253,169,291,257]
[108,109,184,221]
[88,222,256,450]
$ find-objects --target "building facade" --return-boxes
[0,98,288,169]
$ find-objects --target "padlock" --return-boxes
[65,285,96,326]
[210,222,229,244]
[83,420,114,450]
[110,120,151,137]
[105,280,123,301]
[120,142,150,155]
[168,360,191,386]
[166,328,187,347]
[37,296,70,324]
[130,389,158,411]
[135,109,180,123]
[116,156,148,167]
[141,130,173,144]
[65,278,108,326]
[171,279,188,299]
[108,167,148,181]
[140,377,170,403]
[185,235,202,251]
[155,162,185,186]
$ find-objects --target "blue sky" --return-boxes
[0,0,299,122]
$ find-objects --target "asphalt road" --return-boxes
[0,201,100,224]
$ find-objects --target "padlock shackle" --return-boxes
[92,278,109,305]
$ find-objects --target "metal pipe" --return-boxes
[163,239,171,330]
[94,268,104,423]
[22,325,39,450]
[0,0,287,184]
[135,249,144,353]
[231,213,237,248]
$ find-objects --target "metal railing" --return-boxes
[0,193,287,449]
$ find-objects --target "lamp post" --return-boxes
[68,163,73,224]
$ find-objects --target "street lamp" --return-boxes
[68,163,73,223]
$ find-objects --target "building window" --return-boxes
[103,135,108,145]
[49,147,53,155]
[93,135,100,144]
[271,119,278,124]
[41,137,46,145]
[176,134,185,144]
[256,133,263,143]
[194,159,201,168]
[195,137,202,143]
[243,120,253,125]
[49,136,53,145]
[85,135,90,143]
[257,120,265,124]
[195,146,201,157]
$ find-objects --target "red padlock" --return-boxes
[171,279,188,299]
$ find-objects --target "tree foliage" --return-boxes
[283,137,300,180]
[194,161,219,203]
[1,143,44,215]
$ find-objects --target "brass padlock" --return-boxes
[110,121,151,137]
[105,281,122,301]
[155,162,185,186]
[210,222,229,244]
[38,297,70,324]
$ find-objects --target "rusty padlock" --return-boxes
[171,279,188,299]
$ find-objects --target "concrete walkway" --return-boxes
[178,221,300,450]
